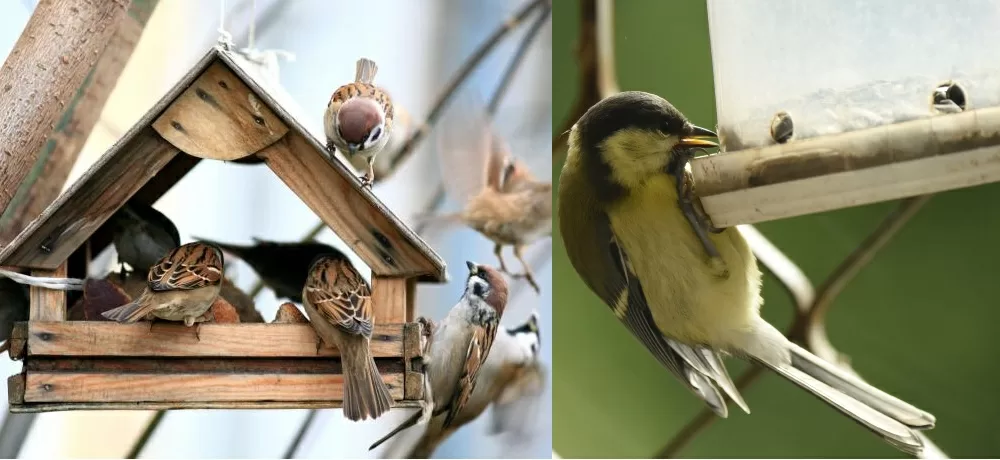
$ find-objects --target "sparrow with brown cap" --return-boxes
[324,57,394,188]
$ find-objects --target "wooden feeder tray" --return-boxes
[0,46,448,412]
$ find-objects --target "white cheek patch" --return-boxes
[600,129,678,188]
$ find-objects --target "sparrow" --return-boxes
[373,310,543,458]
[107,201,181,273]
[113,267,264,323]
[193,237,345,304]
[324,57,394,188]
[101,242,224,334]
[423,107,552,294]
[301,253,393,421]
[558,91,935,455]
[0,277,29,353]
[344,94,412,184]
[368,261,509,452]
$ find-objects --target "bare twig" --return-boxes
[655,196,944,458]
[553,0,617,156]
[279,5,552,458]
[126,410,166,459]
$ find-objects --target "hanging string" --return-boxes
[217,0,234,50]
[0,268,85,291]
[234,0,295,84]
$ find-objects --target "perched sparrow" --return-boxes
[375,310,544,458]
[194,237,344,304]
[108,201,181,273]
[301,253,393,421]
[424,108,552,293]
[102,242,224,332]
[344,95,412,184]
[559,91,935,455]
[324,57,394,188]
[369,261,509,452]
[0,277,29,352]
[113,267,264,323]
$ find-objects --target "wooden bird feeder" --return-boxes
[0,46,447,413]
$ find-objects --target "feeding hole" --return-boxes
[770,111,794,144]
[931,81,967,114]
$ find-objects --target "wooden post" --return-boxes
[29,262,68,321]
[0,0,160,246]
[371,276,408,324]
[0,0,130,226]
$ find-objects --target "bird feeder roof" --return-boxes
[0,46,447,283]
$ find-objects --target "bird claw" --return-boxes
[359,175,374,189]
[672,154,729,278]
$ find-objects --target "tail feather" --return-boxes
[355,58,378,84]
[761,361,925,456]
[369,410,422,451]
[342,344,393,422]
[101,298,152,323]
[788,343,935,429]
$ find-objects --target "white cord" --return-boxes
[0,268,85,291]
[217,0,234,50]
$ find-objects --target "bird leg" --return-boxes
[671,152,729,279]
[493,243,511,273]
[511,245,541,294]
[359,159,375,189]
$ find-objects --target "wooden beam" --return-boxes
[0,0,130,222]
[153,61,289,161]
[0,0,161,246]
[28,263,67,321]
[0,129,179,269]
[259,132,443,278]
[372,276,408,324]
[693,106,1000,227]
[405,278,417,322]
[402,321,425,400]
[23,373,405,403]
[25,322,404,358]
[9,400,424,413]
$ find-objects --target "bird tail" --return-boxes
[101,296,154,323]
[749,342,934,456]
[368,409,422,452]
[189,236,249,258]
[355,58,378,84]
[342,338,394,422]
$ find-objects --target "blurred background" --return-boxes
[0,0,551,458]
[553,1,1000,458]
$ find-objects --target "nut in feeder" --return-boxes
[689,0,1000,228]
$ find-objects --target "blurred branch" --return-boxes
[553,0,618,157]
[126,410,166,459]
[655,195,946,459]
[280,4,552,459]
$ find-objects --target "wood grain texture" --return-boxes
[0,0,161,246]
[372,276,407,324]
[406,277,417,322]
[23,372,405,403]
[7,322,27,360]
[25,321,405,358]
[153,61,288,160]
[7,374,25,405]
[403,321,425,400]
[695,106,1000,226]
[0,129,179,269]
[259,132,442,279]
[29,263,67,321]
[8,399,424,413]
[0,0,129,218]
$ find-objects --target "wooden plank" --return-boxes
[23,372,405,403]
[0,129,180,269]
[372,276,407,324]
[694,106,1000,227]
[7,374,25,405]
[153,61,289,161]
[7,322,28,360]
[24,357,405,375]
[220,50,447,283]
[259,132,443,279]
[402,321,425,400]
[405,278,417,322]
[26,322,405,358]
[29,263,67,321]
[8,399,424,413]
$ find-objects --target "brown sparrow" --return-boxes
[344,94,412,184]
[108,201,181,273]
[324,57,394,188]
[423,108,551,293]
[373,310,543,458]
[101,242,224,333]
[369,261,509,452]
[194,237,345,304]
[301,253,393,421]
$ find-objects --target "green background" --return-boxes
[552,1,1000,458]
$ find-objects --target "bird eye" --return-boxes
[370,126,382,141]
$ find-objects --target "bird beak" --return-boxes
[466,261,479,274]
[677,124,718,148]
[347,143,361,154]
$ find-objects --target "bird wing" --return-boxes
[435,95,497,203]
[558,187,739,417]
[489,361,547,437]
[443,320,498,428]
[303,259,374,338]
[147,243,223,292]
